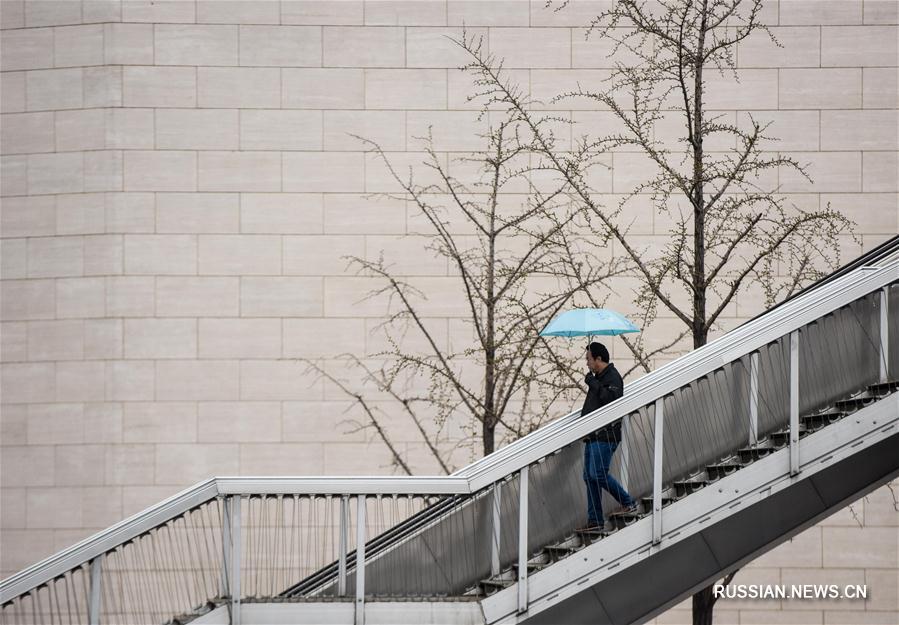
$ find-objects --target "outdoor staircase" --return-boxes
[468,380,899,599]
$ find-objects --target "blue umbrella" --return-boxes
[540,308,640,337]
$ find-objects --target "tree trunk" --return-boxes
[483,419,495,455]
[692,587,716,625]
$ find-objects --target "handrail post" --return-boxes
[490,482,502,577]
[355,496,366,625]
[790,331,800,476]
[652,398,664,545]
[517,466,529,614]
[749,351,759,445]
[230,496,241,625]
[880,286,890,383]
[222,497,231,600]
[619,415,630,489]
[88,555,102,625]
[338,495,348,596]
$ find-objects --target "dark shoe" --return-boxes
[621,502,639,514]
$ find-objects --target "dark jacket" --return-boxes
[581,363,624,443]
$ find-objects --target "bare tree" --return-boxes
[459,0,853,622]
[307,115,627,472]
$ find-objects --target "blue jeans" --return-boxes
[583,440,634,527]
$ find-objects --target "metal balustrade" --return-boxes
[1,250,896,625]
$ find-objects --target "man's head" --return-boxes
[585,342,610,374]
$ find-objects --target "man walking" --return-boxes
[580,342,637,530]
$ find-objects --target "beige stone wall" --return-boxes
[0,0,896,620]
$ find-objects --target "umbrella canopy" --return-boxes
[540,308,640,337]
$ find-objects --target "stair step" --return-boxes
[800,411,844,430]
[738,445,776,463]
[868,381,899,396]
[640,495,674,510]
[769,426,807,447]
[835,396,876,412]
[673,479,709,498]
[706,462,744,480]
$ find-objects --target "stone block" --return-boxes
[27,402,84,444]
[239,25,321,66]
[239,277,323,316]
[1,279,56,321]
[123,402,198,442]
[155,360,239,401]
[1,71,25,113]
[198,151,281,192]
[55,360,106,402]
[83,402,123,443]
[323,26,404,67]
[198,0,280,24]
[239,443,323,473]
[0,26,53,72]
[27,488,83,528]
[283,152,364,192]
[406,26,485,68]
[780,152,861,193]
[365,69,446,109]
[780,0,862,25]
[54,444,106,486]
[155,24,238,66]
[366,1,446,25]
[323,194,406,234]
[863,151,898,192]
[105,360,154,401]
[1,321,27,361]
[0,446,54,487]
[105,196,158,237]
[282,68,364,109]
[27,236,83,278]
[239,359,323,400]
[1,111,54,153]
[156,109,239,150]
[156,277,240,316]
[124,234,197,275]
[56,277,105,318]
[157,192,240,234]
[122,0,196,23]
[282,234,364,275]
[56,193,106,235]
[198,318,282,358]
[281,0,363,25]
[123,66,195,108]
[155,443,239,484]
[28,152,83,195]
[84,66,122,107]
[198,401,281,442]
[84,234,123,275]
[738,26,820,68]
[198,67,280,108]
[240,193,323,234]
[84,318,123,360]
[106,276,154,317]
[1,154,28,196]
[124,150,197,192]
[406,110,489,152]
[283,317,365,359]
[106,109,155,149]
[54,24,104,68]
[780,69,862,109]
[55,109,105,152]
[124,318,198,359]
[490,27,570,68]
[447,0,529,26]
[104,443,155,485]
[240,109,322,150]
[104,23,154,65]
[822,26,897,66]
[0,196,55,237]
[198,234,282,275]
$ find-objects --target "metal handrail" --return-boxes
[2,257,896,608]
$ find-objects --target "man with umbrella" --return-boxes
[580,341,637,530]
[540,309,640,530]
